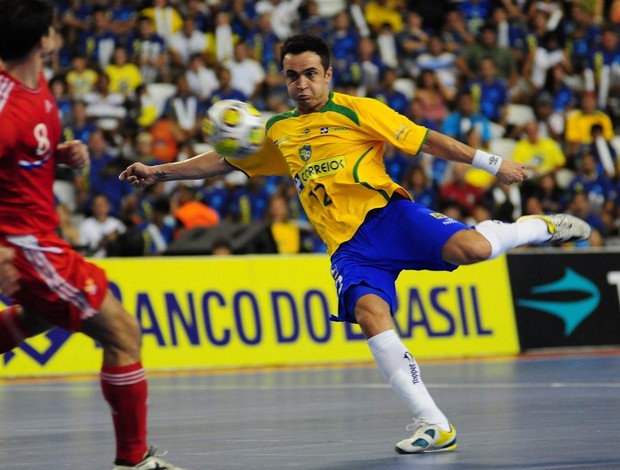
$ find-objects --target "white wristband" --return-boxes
[472,149,503,176]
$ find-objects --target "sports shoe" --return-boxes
[395,420,457,454]
[517,214,591,243]
[113,446,186,470]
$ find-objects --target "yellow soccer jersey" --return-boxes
[105,64,143,95]
[226,92,429,255]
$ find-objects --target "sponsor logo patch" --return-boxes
[320,126,348,135]
[293,155,345,191]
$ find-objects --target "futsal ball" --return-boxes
[202,99,265,158]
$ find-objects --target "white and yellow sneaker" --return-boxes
[517,214,592,243]
[113,446,186,470]
[395,420,457,454]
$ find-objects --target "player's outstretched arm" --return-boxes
[421,130,528,184]
[119,150,235,187]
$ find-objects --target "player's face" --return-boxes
[41,27,59,57]
[282,51,332,114]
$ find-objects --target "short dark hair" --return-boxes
[279,34,331,72]
[0,0,54,62]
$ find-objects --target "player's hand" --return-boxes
[56,140,89,169]
[0,247,19,296]
[496,159,528,185]
[119,162,157,187]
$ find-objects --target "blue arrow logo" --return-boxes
[517,268,600,336]
[3,328,72,366]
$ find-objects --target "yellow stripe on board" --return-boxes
[0,254,518,378]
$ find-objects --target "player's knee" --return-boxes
[461,241,492,263]
[115,313,141,355]
[95,310,141,360]
[354,295,393,338]
[443,231,492,265]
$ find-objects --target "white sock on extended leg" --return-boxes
[368,330,450,430]
[475,219,552,259]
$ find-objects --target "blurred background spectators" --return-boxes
[44,0,620,256]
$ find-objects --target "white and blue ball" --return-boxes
[202,99,265,158]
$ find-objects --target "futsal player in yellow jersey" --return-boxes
[120,35,592,454]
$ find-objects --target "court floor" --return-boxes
[1,351,619,469]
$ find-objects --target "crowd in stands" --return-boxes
[41,0,620,256]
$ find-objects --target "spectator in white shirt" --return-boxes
[416,34,458,96]
[81,72,127,131]
[185,53,219,100]
[168,16,208,68]
[224,42,266,103]
[256,0,304,40]
[79,194,126,258]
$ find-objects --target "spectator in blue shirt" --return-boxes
[383,143,411,185]
[443,89,492,146]
[371,67,409,116]
[567,190,607,240]
[107,0,138,40]
[84,130,135,218]
[589,23,620,107]
[206,65,248,107]
[440,9,474,54]
[246,12,282,69]
[562,2,601,73]
[541,63,577,114]
[126,15,168,84]
[299,0,330,39]
[228,0,257,38]
[467,57,509,124]
[79,6,119,69]
[197,177,233,220]
[328,10,360,67]
[228,176,272,223]
[402,165,438,210]
[458,0,492,35]
[63,100,98,144]
[568,153,614,213]
[58,0,93,47]
[184,0,213,33]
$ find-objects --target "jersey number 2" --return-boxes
[309,183,333,207]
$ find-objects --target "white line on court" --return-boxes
[3,382,620,392]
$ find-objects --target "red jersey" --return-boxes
[0,71,61,235]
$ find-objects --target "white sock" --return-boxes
[367,330,450,430]
[475,219,551,259]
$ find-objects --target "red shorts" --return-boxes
[0,232,108,332]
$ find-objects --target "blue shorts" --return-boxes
[329,198,469,323]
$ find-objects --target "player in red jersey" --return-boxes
[0,1,184,469]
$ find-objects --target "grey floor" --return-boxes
[1,352,619,470]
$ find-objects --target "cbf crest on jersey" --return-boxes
[299,144,312,162]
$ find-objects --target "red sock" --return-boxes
[0,306,27,354]
[100,362,149,464]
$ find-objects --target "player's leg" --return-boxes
[443,214,592,265]
[354,292,451,426]
[81,290,185,470]
[80,291,150,467]
[0,305,52,354]
[4,234,182,470]
[352,291,457,454]
[330,201,458,454]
